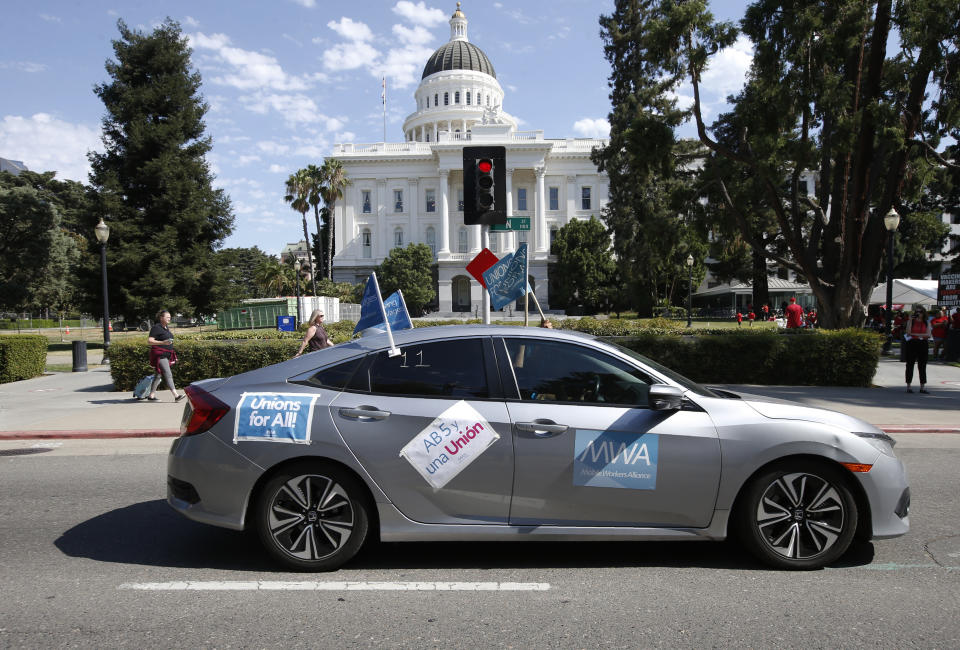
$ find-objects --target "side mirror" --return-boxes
[649,384,684,411]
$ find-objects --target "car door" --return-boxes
[500,337,721,528]
[331,336,514,524]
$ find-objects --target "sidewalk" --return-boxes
[0,357,957,440]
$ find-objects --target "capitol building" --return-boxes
[330,4,608,313]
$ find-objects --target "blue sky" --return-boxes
[0,1,752,252]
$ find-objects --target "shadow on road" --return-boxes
[54,499,875,573]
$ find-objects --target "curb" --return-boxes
[0,430,179,440]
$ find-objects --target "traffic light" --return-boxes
[463,145,506,226]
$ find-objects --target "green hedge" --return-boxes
[604,328,881,387]
[0,335,48,383]
[107,323,882,391]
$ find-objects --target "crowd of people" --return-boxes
[735,298,818,328]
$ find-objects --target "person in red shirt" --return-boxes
[806,309,818,328]
[930,307,949,359]
[761,304,769,321]
[785,297,805,328]
[904,307,931,392]
[736,311,743,327]
[747,310,755,325]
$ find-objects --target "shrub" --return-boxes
[0,335,47,383]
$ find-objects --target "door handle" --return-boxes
[338,407,390,421]
[515,420,568,437]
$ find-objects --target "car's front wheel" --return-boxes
[736,461,858,570]
[254,462,370,571]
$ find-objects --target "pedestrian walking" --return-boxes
[147,309,185,402]
[747,310,755,326]
[785,297,805,328]
[904,307,931,393]
[736,311,743,327]
[295,309,334,357]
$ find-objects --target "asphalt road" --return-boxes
[0,436,958,648]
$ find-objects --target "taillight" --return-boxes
[180,384,230,437]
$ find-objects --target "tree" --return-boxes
[284,168,318,297]
[88,19,233,322]
[550,217,617,314]
[596,0,960,327]
[211,246,276,307]
[375,244,436,316]
[0,186,79,313]
[253,257,294,297]
[319,158,349,281]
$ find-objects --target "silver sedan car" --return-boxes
[167,325,909,571]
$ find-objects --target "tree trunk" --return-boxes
[326,201,335,281]
[751,249,769,311]
[312,205,325,281]
[301,215,318,297]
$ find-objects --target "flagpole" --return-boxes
[523,241,529,327]
[370,272,400,356]
[382,76,386,142]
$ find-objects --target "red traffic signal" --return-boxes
[477,159,493,173]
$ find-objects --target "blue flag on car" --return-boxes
[483,243,531,310]
[353,275,414,335]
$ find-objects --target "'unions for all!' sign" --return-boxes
[233,392,318,444]
[399,401,500,490]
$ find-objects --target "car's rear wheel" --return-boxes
[736,461,858,570]
[254,462,369,571]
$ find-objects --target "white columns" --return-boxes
[377,179,387,259]
[407,178,418,247]
[439,169,450,255]
[535,166,547,253]
[566,175,577,222]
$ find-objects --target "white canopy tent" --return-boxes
[869,279,939,307]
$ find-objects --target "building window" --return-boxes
[361,229,372,259]
[394,227,404,249]
[444,92,449,105]
[581,186,592,210]
[466,91,471,105]
[517,188,527,212]
[455,91,460,104]
[394,189,403,213]
[361,190,372,214]
[426,96,429,108]
[549,186,559,211]
[457,187,464,212]
[434,93,438,106]
[426,226,436,256]
[550,226,558,254]
[425,189,436,212]
[490,232,499,253]
[458,227,468,253]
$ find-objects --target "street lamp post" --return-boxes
[94,218,111,363]
[883,207,901,353]
[293,258,302,328]
[686,254,694,328]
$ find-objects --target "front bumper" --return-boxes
[859,452,910,540]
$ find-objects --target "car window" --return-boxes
[505,338,654,406]
[366,339,489,398]
[293,355,366,390]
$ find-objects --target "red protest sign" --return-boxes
[466,248,499,288]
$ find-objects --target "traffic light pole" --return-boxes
[481,226,491,324]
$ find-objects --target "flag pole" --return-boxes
[370,272,400,356]
[523,243,529,326]
[382,76,387,142]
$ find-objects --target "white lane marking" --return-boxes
[119,581,550,591]
[31,442,63,448]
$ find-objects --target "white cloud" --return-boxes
[190,32,309,91]
[182,15,200,28]
[327,17,374,42]
[290,0,316,7]
[258,141,291,156]
[0,61,47,73]
[0,113,100,182]
[322,40,380,71]
[701,35,753,98]
[393,24,433,47]
[335,131,356,143]
[268,164,287,173]
[572,118,610,138]
[39,13,61,22]
[392,1,447,26]
[240,92,321,123]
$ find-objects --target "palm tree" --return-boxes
[303,164,325,274]
[319,158,349,281]
[254,258,290,296]
[283,169,318,297]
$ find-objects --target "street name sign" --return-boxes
[490,217,531,231]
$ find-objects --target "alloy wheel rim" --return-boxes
[268,474,355,561]
[755,472,845,560]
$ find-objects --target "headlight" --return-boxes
[854,431,896,456]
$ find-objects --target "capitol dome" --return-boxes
[421,40,496,80]
[402,3,516,142]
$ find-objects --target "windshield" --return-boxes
[602,339,720,399]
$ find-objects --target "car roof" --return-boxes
[352,324,599,350]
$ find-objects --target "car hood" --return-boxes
[732,391,882,434]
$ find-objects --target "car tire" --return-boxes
[736,460,858,570]
[253,461,370,572]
